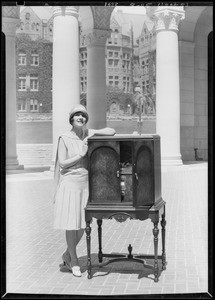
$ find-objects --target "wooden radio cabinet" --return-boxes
[85,134,167,282]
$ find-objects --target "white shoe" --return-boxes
[72,266,82,277]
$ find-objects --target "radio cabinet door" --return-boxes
[133,140,154,206]
[89,142,121,203]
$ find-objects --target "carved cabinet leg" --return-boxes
[85,220,92,279]
[161,206,167,270]
[152,221,159,282]
[97,219,103,263]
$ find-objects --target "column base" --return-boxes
[161,155,183,166]
[6,157,24,170]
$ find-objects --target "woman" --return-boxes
[53,104,116,277]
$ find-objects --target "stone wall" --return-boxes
[17,144,53,166]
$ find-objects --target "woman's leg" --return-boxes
[76,228,85,245]
[66,230,79,267]
[65,228,85,266]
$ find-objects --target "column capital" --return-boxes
[53,6,78,19]
[85,29,111,47]
[152,6,185,32]
[2,17,21,36]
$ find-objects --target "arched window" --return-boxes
[49,24,53,33]
[36,23,40,31]
[25,12,30,20]
[31,23,35,30]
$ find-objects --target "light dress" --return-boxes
[53,129,94,230]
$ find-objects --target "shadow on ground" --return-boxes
[60,253,165,281]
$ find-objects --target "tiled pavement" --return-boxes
[4,162,209,297]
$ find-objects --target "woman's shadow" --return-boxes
[60,252,165,281]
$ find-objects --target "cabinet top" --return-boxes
[89,134,160,141]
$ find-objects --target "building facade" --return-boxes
[16,6,155,116]
[3,5,212,169]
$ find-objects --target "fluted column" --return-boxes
[85,29,110,129]
[2,7,23,170]
[52,6,80,168]
[153,7,185,165]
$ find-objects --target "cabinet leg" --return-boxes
[85,220,92,279]
[161,206,167,270]
[153,221,159,282]
[97,219,103,263]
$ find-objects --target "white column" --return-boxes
[85,29,110,129]
[52,6,80,167]
[2,9,23,170]
[154,7,185,165]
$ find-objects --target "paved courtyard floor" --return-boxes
[4,162,210,298]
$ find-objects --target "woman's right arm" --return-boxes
[58,138,83,169]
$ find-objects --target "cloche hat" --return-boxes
[69,104,89,124]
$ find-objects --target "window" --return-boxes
[142,81,145,93]
[25,22,30,30]
[114,52,118,57]
[109,76,113,79]
[36,23,40,31]
[146,80,149,92]
[109,52,113,57]
[25,13,30,20]
[49,24,53,33]
[31,52,39,66]
[18,76,26,91]
[114,59,119,67]
[30,76,39,91]
[18,51,26,65]
[31,23,35,30]
[18,99,26,112]
[30,99,39,112]
[81,82,84,92]
[108,59,113,67]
